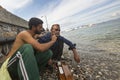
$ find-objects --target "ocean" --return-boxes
[62,18,120,55]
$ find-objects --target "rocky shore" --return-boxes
[0,45,120,80]
[39,50,120,80]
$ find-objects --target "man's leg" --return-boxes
[35,50,53,72]
[8,44,40,80]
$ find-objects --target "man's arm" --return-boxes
[72,49,80,63]
[38,32,51,43]
[59,36,80,63]
[22,32,57,52]
[59,36,75,49]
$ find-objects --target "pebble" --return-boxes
[77,65,80,68]
[96,75,101,78]
[98,72,102,75]
[71,69,74,73]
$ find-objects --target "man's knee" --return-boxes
[18,44,34,55]
[22,44,33,49]
[20,44,33,50]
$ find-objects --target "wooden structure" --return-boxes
[57,61,74,80]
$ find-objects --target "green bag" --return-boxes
[0,58,11,80]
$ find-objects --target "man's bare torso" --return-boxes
[7,31,32,58]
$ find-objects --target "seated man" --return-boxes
[4,17,57,80]
[38,24,80,63]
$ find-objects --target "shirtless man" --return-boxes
[5,17,57,80]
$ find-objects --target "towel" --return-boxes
[0,57,11,80]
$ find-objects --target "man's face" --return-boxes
[35,24,43,34]
[51,26,60,36]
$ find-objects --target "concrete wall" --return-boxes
[0,6,28,28]
[0,22,27,56]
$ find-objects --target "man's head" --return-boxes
[51,24,60,36]
[28,17,43,34]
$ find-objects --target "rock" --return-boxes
[77,65,80,68]
[71,69,74,73]
[61,55,64,59]
[98,72,102,75]
[3,32,17,38]
[96,75,101,78]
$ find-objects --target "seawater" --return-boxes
[62,18,120,55]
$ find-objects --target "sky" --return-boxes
[0,0,120,30]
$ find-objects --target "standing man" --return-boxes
[38,24,80,63]
[5,17,57,80]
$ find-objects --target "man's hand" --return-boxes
[74,53,80,63]
[72,49,80,63]
[51,34,57,42]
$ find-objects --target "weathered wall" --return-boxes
[0,6,28,28]
[0,6,29,65]
[0,22,27,56]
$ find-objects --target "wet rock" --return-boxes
[98,72,102,75]
[77,65,80,68]
[71,69,74,73]
[96,75,100,78]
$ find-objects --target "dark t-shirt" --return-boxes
[38,32,76,60]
